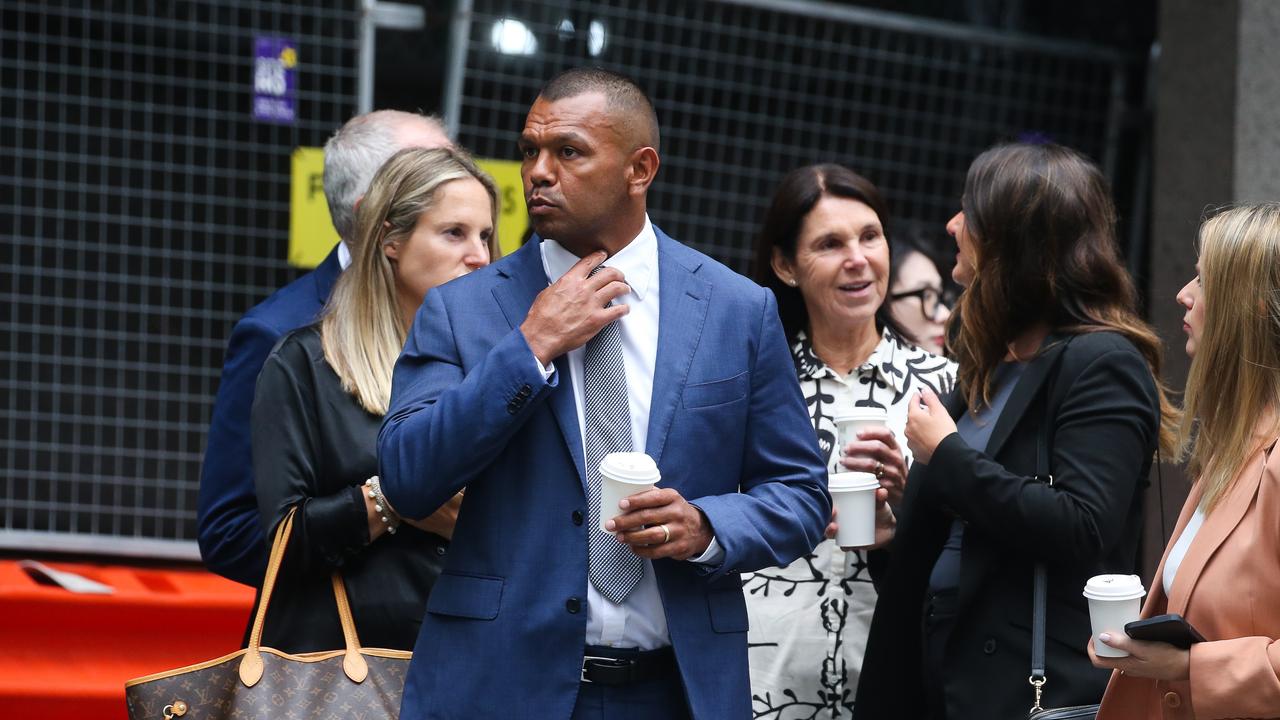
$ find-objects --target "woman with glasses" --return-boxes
[888,230,955,356]
[745,164,955,719]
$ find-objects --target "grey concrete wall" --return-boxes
[1144,0,1239,572]
[1145,0,1280,573]
[1235,0,1280,202]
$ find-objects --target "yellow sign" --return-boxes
[475,158,528,257]
[288,146,339,269]
[288,151,529,269]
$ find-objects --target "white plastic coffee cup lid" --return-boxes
[829,471,880,492]
[834,408,888,424]
[598,452,661,484]
[1082,574,1146,601]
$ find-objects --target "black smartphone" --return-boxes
[1124,613,1205,649]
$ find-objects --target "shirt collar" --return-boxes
[539,215,656,301]
[791,327,909,393]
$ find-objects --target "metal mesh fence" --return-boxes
[0,1,359,556]
[453,0,1130,271]
[0,0,1134,557]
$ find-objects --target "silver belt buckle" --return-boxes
[580,655,623,684]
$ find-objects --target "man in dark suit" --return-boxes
[379,68,829,718]
[197,111,450,585]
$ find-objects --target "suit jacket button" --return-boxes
[983,639,997,655]
[507,401,519,415]
[1163,692,1181,708]
[519,384,532,396]
[435,545,446,556]
[566,597,581,614]
[572,510,584,526]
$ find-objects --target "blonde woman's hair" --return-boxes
[321,146,499,415]
[1179,202,1280,512]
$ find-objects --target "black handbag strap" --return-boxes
[1029,337,1072,712]
[1031,445,1051,710]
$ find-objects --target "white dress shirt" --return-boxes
[337,240,352,270]
[535,215,721,649]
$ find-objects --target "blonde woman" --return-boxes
[1093,203,1280,719]
[250,147,499,652]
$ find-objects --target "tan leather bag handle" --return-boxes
[238,507,369,686]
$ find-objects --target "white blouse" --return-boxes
[744,329,955,719]
[1163,504,1206,596]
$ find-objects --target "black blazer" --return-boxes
[854,331,1160,719]
[249,325,448,653]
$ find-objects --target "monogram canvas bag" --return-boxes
[124,509,411,719]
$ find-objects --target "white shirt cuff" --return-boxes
[533,353,555,381]
[689,536,724,565]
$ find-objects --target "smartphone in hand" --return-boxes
[1124,614,1205,650]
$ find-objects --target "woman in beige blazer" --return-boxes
[1092,202,1280,719]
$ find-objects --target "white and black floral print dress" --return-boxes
[745,329,955,719]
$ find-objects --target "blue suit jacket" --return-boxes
[197,246,342,585]
[379,230,829,718]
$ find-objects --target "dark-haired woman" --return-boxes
[744,164,954,719]
[888,225,955,357]
[853,143,1178,719]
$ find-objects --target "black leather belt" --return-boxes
[580,646,676,686]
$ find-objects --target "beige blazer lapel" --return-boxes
[1164,449,1268,615]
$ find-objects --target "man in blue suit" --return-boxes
[380,68,829,718]
[197,111,451,585]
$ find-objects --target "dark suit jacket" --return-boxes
[197,246,342,586]
[379,229,830,719]
[251,326,447,652]
[854,331,1160,720]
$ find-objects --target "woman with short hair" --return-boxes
[745,164,954,719]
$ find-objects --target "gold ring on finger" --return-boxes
[875,461,885,480]
[659,523,671,544]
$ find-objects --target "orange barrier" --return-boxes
[0,560,254,720]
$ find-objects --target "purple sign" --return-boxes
[253,36,297,124]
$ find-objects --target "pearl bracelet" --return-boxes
[364,476,401,535]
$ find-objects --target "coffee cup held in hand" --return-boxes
[598,452,661,532]
[834,408,889,454]
[1083,574,1147,658]
[828,471,880,548]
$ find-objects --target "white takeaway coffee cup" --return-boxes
[834,408,889,453]
[598,452,662,532]
[829,471,881,548]
[1083,574,1147,658]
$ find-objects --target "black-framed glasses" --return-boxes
[888,286,955,321]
